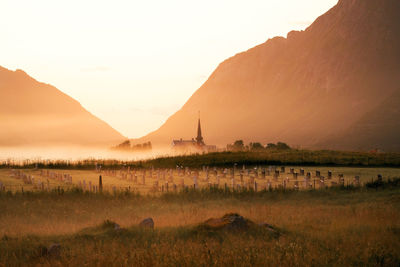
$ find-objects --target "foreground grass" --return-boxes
[0,186,399,266]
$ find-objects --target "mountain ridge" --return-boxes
[0,66,125,147]
[136,0,400,151]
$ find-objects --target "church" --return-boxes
[171,117,216,152]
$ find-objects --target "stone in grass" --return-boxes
[202,213,280,235]
[139,217,154,229]
[202,213,253,231]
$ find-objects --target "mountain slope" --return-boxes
[321,89,400,152]
[138,0,400,151]
[0,67,125,147]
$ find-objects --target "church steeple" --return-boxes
[196,112,204,146]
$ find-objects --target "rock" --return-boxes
[203,213,252,231]
[139,217,154,229]
[201,213,281,236]
[114,223,121,230]
[47,243,61,257]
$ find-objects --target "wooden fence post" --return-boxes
[99,175,103,192]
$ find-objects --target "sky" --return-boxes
[0,0,337,138]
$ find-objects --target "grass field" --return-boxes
[1,166,399,194]
[0,184,399,266]
[2,150,400,170]
[1,153,400,266]
[143,150,400,168]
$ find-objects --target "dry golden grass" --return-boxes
[1,166,399,194]
[0,186,399,266]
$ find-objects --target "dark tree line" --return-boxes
[227,140,291,152]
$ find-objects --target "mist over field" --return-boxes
[0,146,172,162]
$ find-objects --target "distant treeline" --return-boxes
[1,149,400,170]
[227,140,291,151]
[111,140,152,152]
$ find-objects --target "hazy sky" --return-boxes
[0,0,337,138]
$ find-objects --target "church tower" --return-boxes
[196,113,205,146]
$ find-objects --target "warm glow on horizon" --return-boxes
[0,0,337,138]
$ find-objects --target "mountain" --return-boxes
[0,66,125,147]
[321,89,400,152]
[137,0,400,151]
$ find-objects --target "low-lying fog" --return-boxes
[0,146,174,163]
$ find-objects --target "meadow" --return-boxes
[1,165,400,194]
[2,150,400,170]
[1,151,400,266]
[0,182,399,266]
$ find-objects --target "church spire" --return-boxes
[196,111,204,145]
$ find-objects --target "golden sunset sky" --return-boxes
[0,0,337,138]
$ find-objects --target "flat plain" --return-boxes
[0,172,399,266]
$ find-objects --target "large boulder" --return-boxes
[201,213,281,236]
[202,213,253,231]
[139,218,154,229]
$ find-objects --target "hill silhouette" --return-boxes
[137,0,400,151]
[0,67,125,147]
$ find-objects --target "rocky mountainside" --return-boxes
[0,67,125,147]
[137,0,400,151]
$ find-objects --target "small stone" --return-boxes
[114,223,121,230]
[139,217,154,229]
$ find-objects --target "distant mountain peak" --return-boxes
[136,0,400,152]
[0,66,125,147]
